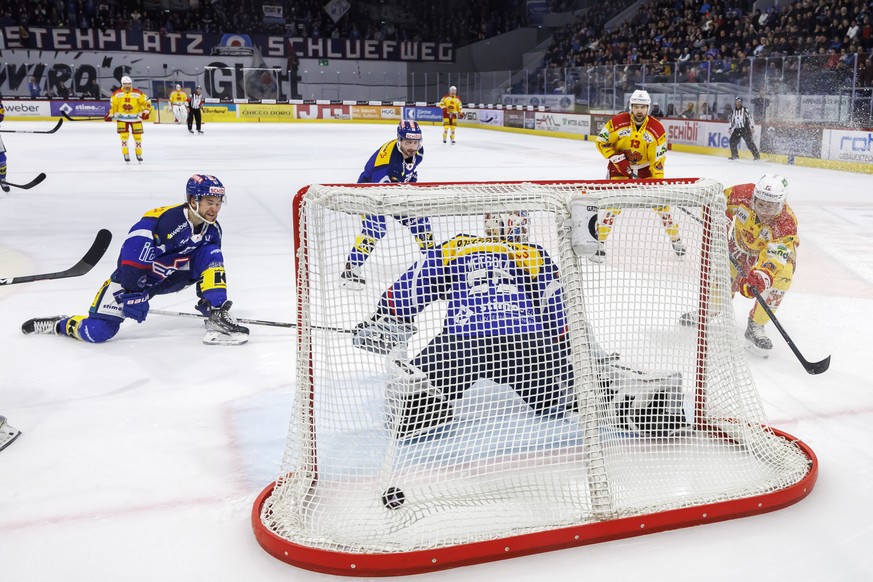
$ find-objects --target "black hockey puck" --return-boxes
[381,486,406,509]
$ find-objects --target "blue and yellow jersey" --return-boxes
[0,101,5,123]
[113,204,223,291]
[358,139,424,184]
[377,234,566,337]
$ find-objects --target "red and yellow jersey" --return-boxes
[725,183,799,272]
[169,90,188,105]
[109,87,151,121]
[595,112,667,178]
[439,94,463,118]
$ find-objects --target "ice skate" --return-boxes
[340,263,366,290]
[744,318,772,358]
[197,130,204,134]
[671,238,687,257]
[678,311,698,327]
[21,315,65,335]
[0,416,22,452]
[136,154,143,162]
[385,360,454,440]
[123,153,130,162]
[188,128,194,134]
[203,301,249,345]
[0,183,9,193]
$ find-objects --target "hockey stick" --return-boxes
[61,112,106,122]
[678,206,830,374]
[0,229,112,286]
[149,309,354,333]
[0,173,47,190]
[0,118,63,134]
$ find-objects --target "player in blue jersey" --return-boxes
[21,174,250,345]
[352,211,688,439]
[0,100,10,192]
[340,120,433,289]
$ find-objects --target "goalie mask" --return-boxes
[185,174,226,225]
[753,174,788,221]
[484,211,529,243]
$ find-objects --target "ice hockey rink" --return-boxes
[0,119,870,581]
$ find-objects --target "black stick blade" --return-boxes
[805,355,831,375]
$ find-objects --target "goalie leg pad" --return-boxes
[602,364,688,437]
[385,360,453,439]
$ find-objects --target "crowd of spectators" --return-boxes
[0,0,527,47]
[542,0,873,98]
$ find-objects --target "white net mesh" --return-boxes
[257,178,813,560]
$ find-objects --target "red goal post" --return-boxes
[252,178,817,576]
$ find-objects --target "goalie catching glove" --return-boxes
[352,313,417,355]
[740,268,772,298]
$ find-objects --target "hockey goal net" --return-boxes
[151,98,184,125]
[253,178,816,576]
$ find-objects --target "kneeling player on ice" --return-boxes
[352,211,688,439]
[21,174,249,345]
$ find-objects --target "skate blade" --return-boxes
[203,330,249,345]
[744,341,770,359]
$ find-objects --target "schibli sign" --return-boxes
[666,120,699,144]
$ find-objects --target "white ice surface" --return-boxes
[0,121,870,581]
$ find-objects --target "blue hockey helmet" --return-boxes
[186,174,225,201]
[397,120,422,141]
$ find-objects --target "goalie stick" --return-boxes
[0,173,47,190]
[0,118,63,134]
[0,229,112,286]
[678,206,830,375]
[149,308,353,333]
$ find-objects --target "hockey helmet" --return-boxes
[629,89,651,106]
[175,84,182,90]
[121,75,132,85]
[735,96,743,102]
[485,211,529,243]
[186,174,226,201]
[753,174,788,220]
[397,120,422,141]
[449,85,457,94]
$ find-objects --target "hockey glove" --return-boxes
[352,314,417,355]
[142,110,150,121]
[114,289,150,323]
[740,268,772,299]
[104,113,113,122]
[609,154,633,178]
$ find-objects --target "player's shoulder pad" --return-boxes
[610,111,632,129]
[645,116,666,139]
[375,140,397,166]
[727,183,755,206]
[142,203,184,219]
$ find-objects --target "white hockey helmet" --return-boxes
[175,84,181,90]
[485,211,529,243]
[121,75,132,85]
[450,85,457,94]
[629,89,651,107]
[754,174,789,204]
